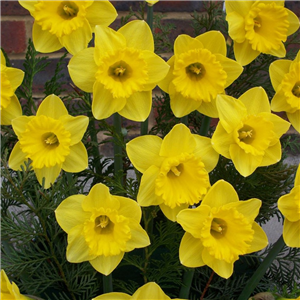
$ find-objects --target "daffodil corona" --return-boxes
[93,282,185,300]
[126,123,219,221]
[158,31,243,118]
[8,94,89,189]
[1,269,31,300]
[1,50,23,125]
[225,1,300,66]
[55,183,150,275]
[177,180,268,279]
[211,87,290,177]
[278,164,300,248]
[19,0,117,55]
[270,50,300,133]
[68,20,170,121]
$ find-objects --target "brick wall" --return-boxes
[1,1,299,96]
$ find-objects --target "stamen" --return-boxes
[45,133,58,145]
[95,215,110,229]
[114,66,126,77]
[254,20,261,28]
[170,166,181,176]
[292,82,300,97]
[211,220,224,234]
[189,64,202,75]
[63,5,76,17]
[239,129,253,140]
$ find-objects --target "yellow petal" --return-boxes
[140,50,170,85]
[193,135,219,172]
[238,87,270,115]
[216,94,246,133]
[34,164,62,189]
[159,123,196,157]
[233,39,260,66]
[126,135,163,173]
[278,187,300,222]
[197,98,218,118]
[93,293,130,300]
[85,0,117,29]
[94,25,126,62]
[59,19,92,55]
[169,88,201,118]
[215,54,243,88]
[269,59,292,91]
[260,141,282,167]
[196,31,227,56]
[125,222,150,252]
[5,67,24,90]
[211,123,234,159]
[92,82,126,120]
[177,206,210,238]
[225,1,253,17]
[268,42,286,58]
[68,47,97,93]
[118,91,152,122]
[89,253,124,275]
[158,56,175,93]
[67,225,95,263]
[286,9,300,36]
[202,180,239,208]
[60,115,88,145]
[18,1,37,12]
[174,34,203,55]
[55,194,88,232]
[226,11,246,43]
[202,248,233,279]
[137,165,162,206]
[287,111,300,133]
[8,142,28,171]
[132,282,170,300]
[118,20,154,52]
[1,94,22,125]
[37,94,68,119]
[179,232,205,267]
[295,164,300,186]
[283,219,300,248]
[82,183,119,212]
[247,222,268,253]
[271,90,291,112]
[32,22,62,53]
[229,144,263,177]
[62,142,88,172]
[115,196,142,221]
[159,202,189,222]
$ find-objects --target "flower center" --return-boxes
[43,132,59,146]
[108,60,132,82]
[210,218,227,239]
[168,164,183,177]
[253,17,262,31]
[186,62,206,80]
[94,215,114,234]
[238,125,255,144]
[292,81,300,97]
[58,1,78,20]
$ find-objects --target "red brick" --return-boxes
[1,1,29,16]
[1,21,27,54]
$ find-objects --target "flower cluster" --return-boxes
[1,0,300,299]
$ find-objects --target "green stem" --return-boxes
[237,235,285,300]
[103,274,113,293]
[180,115,188,126]
[113,113,123,184]
[179,268,195,299]
[199,115,211,137]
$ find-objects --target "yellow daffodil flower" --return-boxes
[1,269,32,300]
[278,164,300,248]
[126,123,219,221]
[177,180,268,279]
[93,281,186,300]
[1,50,23,125]
[145,0,159,6]
[158,31,243,118]
[8,94,88,189]
[270,50,300,133]
[225,1,300,66]
[211,87,290,177]
[19,0,117,55]
[68,20,169,122]
[55,183,150,275]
